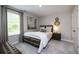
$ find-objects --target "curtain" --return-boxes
[1,6,8,43]
[19,12,24,42]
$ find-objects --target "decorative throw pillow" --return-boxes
[41,29,46,32]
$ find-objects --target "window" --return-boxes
[7,9,20,36]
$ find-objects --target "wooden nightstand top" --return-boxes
[53,32,61,34]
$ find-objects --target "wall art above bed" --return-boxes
[27,16,37,29]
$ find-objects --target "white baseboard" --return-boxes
[61,39,74,43]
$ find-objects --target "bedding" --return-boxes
[24,32,52,53]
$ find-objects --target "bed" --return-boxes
[22,25,53,53]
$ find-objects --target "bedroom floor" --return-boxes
[14,39,76,54]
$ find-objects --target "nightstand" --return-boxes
[52,33,61,40]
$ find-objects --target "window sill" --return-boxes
[8,33,20,37]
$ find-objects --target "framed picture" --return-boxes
[27,16,37,29]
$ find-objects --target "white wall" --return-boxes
[23,11,39,32]
[38,12,72,42]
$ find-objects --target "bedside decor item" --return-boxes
[53,17,60,33]
[52,17,61,40]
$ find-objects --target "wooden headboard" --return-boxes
[40,25,53,32]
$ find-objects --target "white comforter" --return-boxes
[24,32,52,53]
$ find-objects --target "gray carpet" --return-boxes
[14,40,75,54]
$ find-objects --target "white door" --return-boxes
[72,6,78,53]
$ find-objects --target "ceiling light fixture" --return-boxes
[39,5,42,7]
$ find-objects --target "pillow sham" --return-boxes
[46,27,52,32]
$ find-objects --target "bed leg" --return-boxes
[43,46,46,49]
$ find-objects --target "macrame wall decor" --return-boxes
[54,17,60,26]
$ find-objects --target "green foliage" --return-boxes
[7,12,20,35]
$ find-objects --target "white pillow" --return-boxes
[46,27,52,32]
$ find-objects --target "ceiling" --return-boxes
[10,5,74,17]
